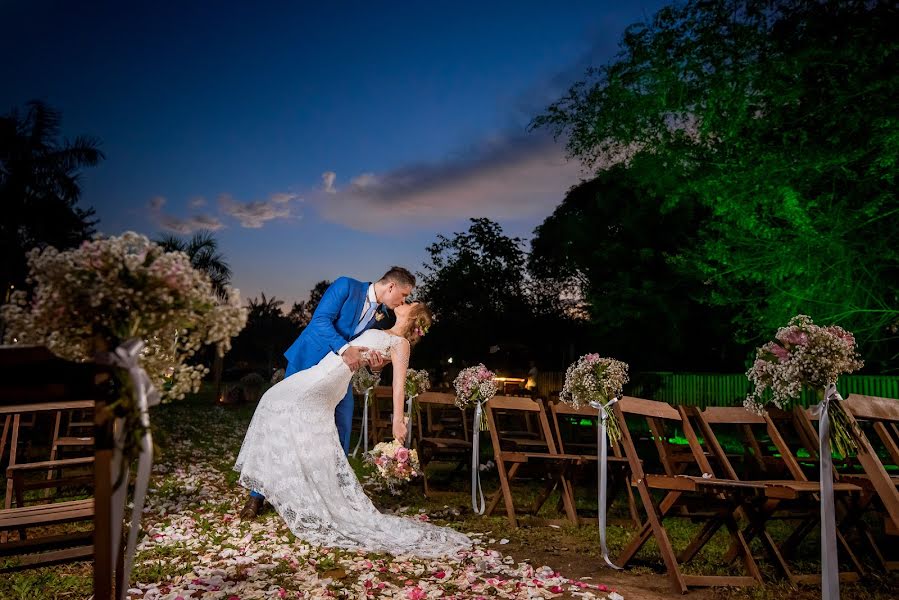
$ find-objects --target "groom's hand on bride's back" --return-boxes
[341,346,368,371]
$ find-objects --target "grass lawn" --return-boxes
[1,385,897,599]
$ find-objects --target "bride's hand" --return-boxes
[392,416,408,444]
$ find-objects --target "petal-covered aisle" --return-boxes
[125,403,622,600]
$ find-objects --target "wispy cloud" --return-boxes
[188,196,207,208]
[149,196,224,234]
[314,132,584,232]
[218,192,302,229]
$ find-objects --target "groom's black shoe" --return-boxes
[239,495,264,520]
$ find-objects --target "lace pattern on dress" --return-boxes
[234,329,471,559]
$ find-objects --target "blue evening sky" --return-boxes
[2,0,667,305]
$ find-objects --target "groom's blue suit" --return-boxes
[283,276,385,454]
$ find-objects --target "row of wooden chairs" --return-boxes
[352,390,899,593]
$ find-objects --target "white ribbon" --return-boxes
[98,338,160,600]
[405,394,417,447]
[470,400,486,515]
[352,388,372,458]
[589,397,622,570]
[811,384,841,600]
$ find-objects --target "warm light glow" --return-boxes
[447,357,453,364]
[493,377,526,384]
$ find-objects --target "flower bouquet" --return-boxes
[351,365,381,393]
[365,440,420,494]
[453,364,498,430]
[1,233,247,460]
[404,368,431,398]
[745,314,864,456]
[560,354,629,444]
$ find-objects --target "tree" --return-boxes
[0,100,103,298]
[534,0,898,368]
[155,231,233,300]
[228,293,298,376]
[288,280,332,327]
[530,160,744,370]
[417,218,546,370]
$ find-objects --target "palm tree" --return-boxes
[155,231,232,300]
[155,231,233,399]
[0,100,104,294]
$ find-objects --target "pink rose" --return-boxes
[395,447,410,462]
[770,344,789,363]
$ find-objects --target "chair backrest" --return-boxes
[415,391,469,442]
[615,396,712,479]
[692,405,806,481]
[486,395,558,454]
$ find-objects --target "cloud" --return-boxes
[149,196,224,234]
[314,132,585,232]
[321,171,336,194]
[218,192,302,228]
[188,196,207,208]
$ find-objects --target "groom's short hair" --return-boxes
[379,266,415,288]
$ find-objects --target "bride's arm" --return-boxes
[389,337,411,443]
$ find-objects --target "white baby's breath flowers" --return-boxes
[1,232,247,402]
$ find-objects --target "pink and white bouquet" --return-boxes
[560,354,629,443]
[365,440,420,493]
[1,232,247,402]
[746,315,864,455]
[453,364,498,430]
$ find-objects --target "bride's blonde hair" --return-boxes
[398,303,433,347]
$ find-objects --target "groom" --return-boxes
[239,266,415,519]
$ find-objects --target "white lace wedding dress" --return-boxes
[234,329,472,558]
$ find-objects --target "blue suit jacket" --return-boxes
[283,277,371,372]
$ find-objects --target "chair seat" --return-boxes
[0,499,93,531]
[419,437,471,450]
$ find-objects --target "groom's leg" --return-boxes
[334,385,354,455]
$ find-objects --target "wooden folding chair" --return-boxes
[689,405,865,586]
[0,345,123,599]
[483,395,582,527]
[803,394,899,571]
[614,396,765,593]
[413,392,470,496]
[548,400,639,526]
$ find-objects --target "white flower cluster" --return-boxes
[351,366,381,393]
[745,315,864,414]
[559,354,629,409]
[1,232,248,402]
[405,368,431,397]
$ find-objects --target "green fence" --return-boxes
[537,372,899,408]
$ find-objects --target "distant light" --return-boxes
[9,285,14,289]
[447,357,454,364]
[12,338,18,343]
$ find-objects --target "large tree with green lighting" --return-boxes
[534,0,898,368]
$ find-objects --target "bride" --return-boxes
[233,301,472,558]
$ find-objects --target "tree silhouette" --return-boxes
[0,100,103,297]
[156,230,232,300]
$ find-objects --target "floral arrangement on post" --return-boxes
[0,232,248,453]
[560,354,629,444]
[453,364,498,430]
[745,314,864,456]
[404,368,430,399]
[351,365,381,393]
[365,439,420,494]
